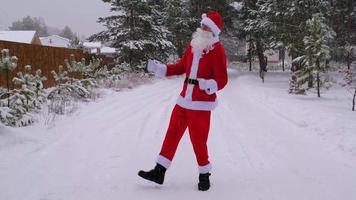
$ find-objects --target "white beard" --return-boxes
[190,28,214,53]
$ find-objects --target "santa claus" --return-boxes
[138,11,228,191]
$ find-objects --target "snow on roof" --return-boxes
[0,30,37,44]
[40,35,71,48]
[101,47,116,54]
[83,42,102,48]
[90,46,116,54]
[40,35,70,42]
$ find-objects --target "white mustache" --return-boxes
[191,28,214,53]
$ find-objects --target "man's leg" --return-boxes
[187,109,211,171]
[138,105,187,184]
[157,105,188,168]
[187,109,212,191]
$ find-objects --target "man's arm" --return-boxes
[165,46,191,76]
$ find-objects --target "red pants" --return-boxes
[158,105,211,171]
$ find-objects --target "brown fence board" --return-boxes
[0,40,89,89]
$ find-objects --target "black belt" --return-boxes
[184,78,199,85]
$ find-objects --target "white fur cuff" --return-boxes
[156,155,171,168]
[199,163,212,174]
[155,63,167,78]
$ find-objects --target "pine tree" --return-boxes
[238,0,272,81]
[9,16,49,37]
[60,26,75,40]
[50,64,90,100]
[0,49,18,107]
[165,0,193,57]
[69,35,84,49]
[12,65,37,112]
[293,13,335,97]
[89,0,174,70]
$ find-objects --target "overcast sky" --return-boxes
[0,0,111,37]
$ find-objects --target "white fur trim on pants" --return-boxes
[177,95,218,111]
[156,155,171,169]
[199,163,212,174]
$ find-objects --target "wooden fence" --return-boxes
[0,40,90,89]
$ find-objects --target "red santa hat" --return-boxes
[200,11,223,36]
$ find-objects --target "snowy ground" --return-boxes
[1,69,356,200]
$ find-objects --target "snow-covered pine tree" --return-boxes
[293,13,335,97]
[340,65,356,111]
[33,69,47,110]
[65,55,101,89]
[165,0,192,57]
[340,47,356,111]
[0,87,16,126]
[12,65,37,112]
[89,0,174,71]
[271,0,331,70]
[0,49,18,107]
[48,65,89,115]
[239,0,273,82]
[69,34,84,49]
[3,65,41,127]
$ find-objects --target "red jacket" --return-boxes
[165,40,228,111]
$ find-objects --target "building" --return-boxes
[83,42,116,57]
[0,30,42,45]
[83,42,102,54]
[40,35,71,48]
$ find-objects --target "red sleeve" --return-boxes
[213,44,228,90]
[166,46,191,76]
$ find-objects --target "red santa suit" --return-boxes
[148,11,228,174]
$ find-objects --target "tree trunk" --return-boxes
[6,69,10,107]
[281,47,285,72]
[352,88,356,111]
[347,0,353,70]
[317,71,320,98]
[255,40,267,82]
[248,48,252,72]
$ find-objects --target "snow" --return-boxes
[100,47,116,54]
[0,70,356,200]
[230,2,244,11]
[91,46,116,54]
[40,35,71,48]
[0,30,37,44]
[83,42,102,48]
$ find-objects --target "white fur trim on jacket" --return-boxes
[156,155,171,169]
[155,63,167,78]
[199,163,212,174]
[177,95,218,111]
[201,16,221,36]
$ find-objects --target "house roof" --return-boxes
[40,35,71,48]
[100,47,116,54]
[0,30,37,44]
[90,46,116,54]
[83,42,102,48]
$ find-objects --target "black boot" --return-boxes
[138,163,166,184]
[198,173,211,191]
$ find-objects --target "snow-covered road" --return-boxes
[1,70,356,200]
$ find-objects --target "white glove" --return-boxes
[147,59,167,78]
[147,59,157,73]
[197,78,218,95]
